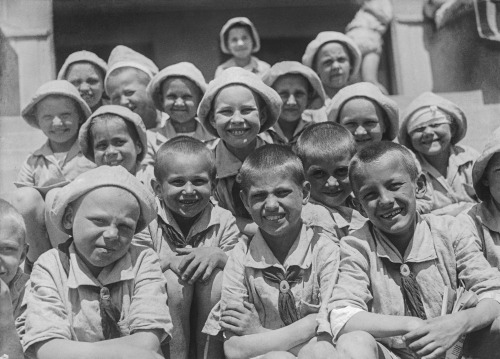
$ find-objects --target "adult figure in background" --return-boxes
[57,50,108,112]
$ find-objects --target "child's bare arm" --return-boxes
[340,311,424,338]
[0,279,24,359]
[234,216,258,237]
[404,299,500,358]
[224,313,318,359]
[175,246,227,284]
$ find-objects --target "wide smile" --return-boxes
[323,188,344,197]
[179,198,200,206]
[263,213,286,221]
[380,208,403,220]
[105,159,123,166]
[355,137,372,143]
[227,128,250,137]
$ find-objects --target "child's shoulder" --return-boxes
[452,144,480,162]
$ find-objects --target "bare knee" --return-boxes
[260,351,296,359]
[337,331,378,359]
[298,341,336,359]
[11,187,44,217]
[164,270,193,312]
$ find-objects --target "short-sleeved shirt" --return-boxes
[9,267,30,343]
[302,200,366,240]
[214,56,271,78]
[417,145,479,215]
[133,199,243,257]
[212,137,267,217]
[15,140,96,196]
[326,214,500,358]
[23,243,172,353]
[460,202,500,270]
[204,224,339,336]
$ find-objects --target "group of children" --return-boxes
[2,15,500,359]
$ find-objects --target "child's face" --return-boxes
[0,218,26,285]
[409,122,453,157]
[315,42,351,91]
[353,153,419,241]
[483,153,500,206]
[211,85,262,149]
[305,152,352,208]
[161,77,200,124]
[91,117,142,174]
[241,168,309,239]
[227,26,253,60]
[273,74,309,124]
[36,96,80,147]
[339,98,386,150]
[66,63,104,109]
[63,187,140,274]
[107,68,157,128]
[153,153,212,218]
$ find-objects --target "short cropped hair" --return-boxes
[239,144,305,193]
[154,136,216,182]
[0,199,26,245]
[349,142,419,194]
[294,122,356,168]
[88,114,142,160]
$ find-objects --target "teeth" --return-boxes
[265,214,285,221]
[180,199,197,204]
[229,129,247,136]
[381,208,403,219]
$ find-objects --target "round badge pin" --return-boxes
[400,264,410,277]
[279,280,290,293]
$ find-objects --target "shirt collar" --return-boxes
[215,137,266,179]
[244,224,312,270]
[33,139,82,165]
[221,56,260,72]
[157,198,220,238]
[372,214,438,264]
[270,116,312,143]
[476,201,500,233]
[307,199,351,229]
[66,242,135,288]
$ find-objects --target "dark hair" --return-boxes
[313,41,354,74]
[0,199,26,244]
[224,24,255,50]
[294,122,356,168]
[239,144,305,192]
[349,142,419,195]
[154,136,216,182]
[88,114,142,162]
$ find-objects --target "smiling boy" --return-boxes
[313,142,500,359]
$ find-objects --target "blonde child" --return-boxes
[135,136,242,359]
[145,62,215,166]
[23,165,172,359]
[294,122,366,237]
[58,50,108,112]
[12,80,95,266]
[79,105,147,175]
[0,200,29,359]
[261,61,327,145]
[326,81,398,151]
[399,92,479,216]
[310,142,500,359]
[105,45,164,130]
[197,67,282,235]
[215,17,270,78]
[204,145,339,359]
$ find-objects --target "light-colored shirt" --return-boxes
[15,140,96,196]
[417,145,479,215]
[133,199,243,255]
[460,201,500,270]
[215,56,271,78]
[259,115,315,145]
[212,137,267,217]
[204,224,339,336]
[23,243,172,353]
[326,214,500,357]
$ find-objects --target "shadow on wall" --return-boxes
[0,29,20,116]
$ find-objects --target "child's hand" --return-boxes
[175,246,227,285]
[220,301,264,336]
[403,314,467,358]
[164,253,185,277]
[0,278,13,317]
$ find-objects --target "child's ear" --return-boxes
[19,243,29,264]
[415,173,427,199]
[62,206,75,231]
[135,141,143,156]
[259,109,268,129]
[239,189,251,213]
[208,112,216,128]
[302,181,311,205]
[151,178,163,198]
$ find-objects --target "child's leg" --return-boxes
[464,315,500,359]
[44,188,69,248]
[296,336,337,359]
[194,268,224,359]
[10,187,51,264]
[164,269,193,359]
[336,331,383,359]
[260,351,297,359]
